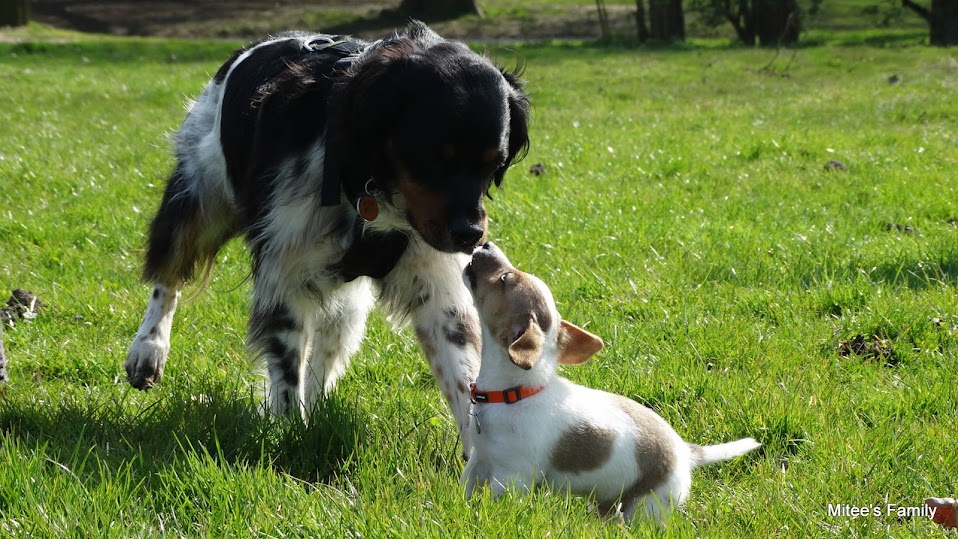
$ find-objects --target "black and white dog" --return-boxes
[125,21,530,455]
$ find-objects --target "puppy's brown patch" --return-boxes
[550,422,617,473]
[609,395,676,503]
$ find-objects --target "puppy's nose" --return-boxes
[470,241,509,274]
[450,220,485,252]
[471,241,497,259]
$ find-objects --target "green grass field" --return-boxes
[1,25,957,537]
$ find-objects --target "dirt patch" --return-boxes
[882,222,916,234]
[837,333,900,367]
[1,289,44,326]
[29,0,640,40]
[0,289,44,384]
[823,159,847,172]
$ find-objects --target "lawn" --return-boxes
[0,27,956,537]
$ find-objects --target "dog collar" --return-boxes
[469,382,543,404]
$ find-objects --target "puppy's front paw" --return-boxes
[125,336,169,390]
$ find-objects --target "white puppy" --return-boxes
[461,242,760,522]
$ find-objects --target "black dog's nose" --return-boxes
[450,221,485,251]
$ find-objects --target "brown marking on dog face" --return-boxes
[397,172,450,248]
[472,211,489,248]
[480,147,503,166]
[550,422,617,473]
[607,394,676,504]
[506,317,544,370]
[389,141,489,253]
[469,245,556,369]
[484,274,552,369]
[443,143,456,162]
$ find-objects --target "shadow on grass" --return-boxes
[806,247,958,292]
[1,39,238,63]
[863,254,958,290]
[0,375,363,484]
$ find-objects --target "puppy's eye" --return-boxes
[499,272,514,284]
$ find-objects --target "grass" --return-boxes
[1,26,957,537]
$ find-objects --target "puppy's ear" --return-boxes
[494,67,531,188]
[507,317,544,370]
[556,321,603,365]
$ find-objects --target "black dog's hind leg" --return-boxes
[125,163,235,389]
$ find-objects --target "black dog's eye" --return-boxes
[500,272,514,285]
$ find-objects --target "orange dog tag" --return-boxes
[356,194,379,222]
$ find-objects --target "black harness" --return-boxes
[299,36,367,209]
[300,35,411,282]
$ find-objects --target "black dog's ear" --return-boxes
[494,67,531,188]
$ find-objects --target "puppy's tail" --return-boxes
[689,437,761,468]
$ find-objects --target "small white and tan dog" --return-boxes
[461,242,760,522]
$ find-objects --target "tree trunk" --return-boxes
[930,0,958,44]
[753,0,800,46]
[0,0,30,27]
[636,0,650,42]
[725,0,757,45]
[398,0,483,19]
[904,0,958,45]
[648,0,685,41]
[596,0,611,39]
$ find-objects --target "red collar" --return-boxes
[469,382,544,404]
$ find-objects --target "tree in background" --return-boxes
[752,0,800,45]
[649,0,686,40]
[597,0,612,39]
[397,0,482,19]
[0,0,30,27]
[901,0,958,45]
[635,0,651,42]
[693,0,801,45]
